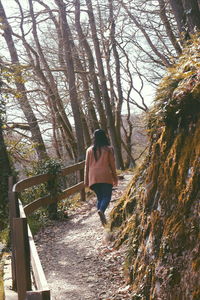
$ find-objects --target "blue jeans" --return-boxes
[91,183,113,213]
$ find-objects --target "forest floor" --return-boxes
[34,174,133,300]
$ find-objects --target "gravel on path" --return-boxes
[35,175,133,300]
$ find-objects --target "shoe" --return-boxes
[98,210,107,226]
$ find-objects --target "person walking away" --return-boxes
[84,129,118,226]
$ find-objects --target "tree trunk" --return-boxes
[169,0,186,34]
[158,0,182,55]
[75,0,107,132]
[27,47,77,159]
[66,23,99,134]
[169,0,200,37]
[55,0,85,161]
[0,120,11,177]
[85,0,124,169]
[27,0,77,160]
[182,0,200,33]
[34,0,94,150]
[52,116,62,159]
[0,2,47,161]
[108,0,124,168]
[0,114,12,229]
[198,0,200,10]
[80,109,91,147]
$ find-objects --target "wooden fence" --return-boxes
[8,161,85,300]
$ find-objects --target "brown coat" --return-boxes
[84,145,118,187]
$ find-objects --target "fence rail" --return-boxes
[8,160,85,300]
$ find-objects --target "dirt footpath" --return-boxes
[35,175,132,300]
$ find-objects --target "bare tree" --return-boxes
[26,0,77,159]
[108,0,124,162]
[0,71,12,229]
[120,0,171,67]
[158,0,182,55]
[55,0,85,161]
[34,0,97,144]
[169,0,200,35]
[3,0,197,170]
[0,1,48,161]
[75,0,108,132]
[85,0,124,169]
[168,0,186,34]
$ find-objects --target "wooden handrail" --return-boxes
[13,173,52,193]
[13,160,85,192]
[18,199,26,218]
[8,190,19,291]
[9,160,85,299]
[18,200,50,296]
[24,182,85,216]
[28,225,49,291]
[26,290,50,299]
[60,160,85,176]
[13,217,31,300]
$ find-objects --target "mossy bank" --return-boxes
[110,37,200,300]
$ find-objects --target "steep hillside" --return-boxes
[110,38,200,300]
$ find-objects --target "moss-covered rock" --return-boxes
[110,36,200,299]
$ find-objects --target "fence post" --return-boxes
[13,217,31,300]
[79,168,85,202]
[26,290,50,300]
[8,176,19,291]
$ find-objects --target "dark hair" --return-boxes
[93,129,109,161]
